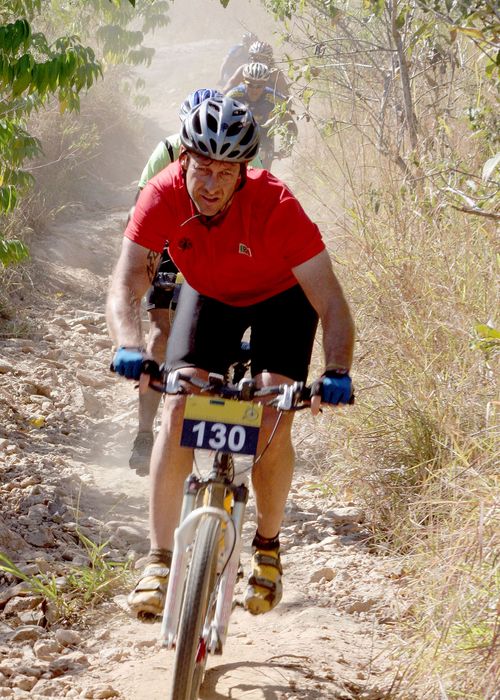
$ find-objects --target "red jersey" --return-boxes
[125,162,325,306]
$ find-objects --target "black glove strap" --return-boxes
[323,369,350,379]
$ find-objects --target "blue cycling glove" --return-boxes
[111,346,144,380]
[315,370,353,405]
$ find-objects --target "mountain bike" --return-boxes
[145,368,313,700]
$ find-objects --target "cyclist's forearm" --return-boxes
[321,300,355,372]
[293,250,355,372]
[106,283,144,348]
[107,239,161,348]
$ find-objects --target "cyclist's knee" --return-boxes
[158,394,187,432]
[259,411,294,453]
[147,328,169,361]
[148,308,172,332]
[147,313,171,358]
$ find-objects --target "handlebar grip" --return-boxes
[302,384,355,405]
[300,385,312,402]
[140,359,162,381]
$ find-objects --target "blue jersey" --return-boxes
[226,85,286,133]
[220,44,248,83]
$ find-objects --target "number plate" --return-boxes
[180,396,263,455]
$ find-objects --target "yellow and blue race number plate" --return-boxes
[180,396,262,455]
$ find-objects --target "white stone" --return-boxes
[309,567,336,583]
[54,629,81,648]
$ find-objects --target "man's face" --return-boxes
[246,82,265,103]
[184,153,241,216]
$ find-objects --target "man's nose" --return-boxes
[204,173,219,192]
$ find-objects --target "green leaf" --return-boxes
[456,27,485,40]
[474,324,500,341]
[0,237,29,266]
[12,70,32,96]
[302,87,314,109]
[363,0,385,17]
[0,185,17,213]
[396,10,407,29]
[482,153,500,181]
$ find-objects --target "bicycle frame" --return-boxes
[145,371,317,696]
[159,456,249,655]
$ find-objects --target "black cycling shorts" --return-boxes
[166,282,319,381]
[145,247,179,311]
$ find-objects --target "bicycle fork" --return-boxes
[159,473,248,653]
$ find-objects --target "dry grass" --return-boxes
[291,109,499,696]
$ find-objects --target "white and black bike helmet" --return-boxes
[180,96,260,163]
[242,62,271,85]
[248,41,274,64]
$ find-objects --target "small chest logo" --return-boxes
[178,238,193,251]
[238,243,252,257]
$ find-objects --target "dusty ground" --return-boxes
[1,4,410,699]
[0,219,407,700]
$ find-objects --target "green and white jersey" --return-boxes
[138,133,182,189]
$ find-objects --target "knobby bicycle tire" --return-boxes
[169,516,221,700]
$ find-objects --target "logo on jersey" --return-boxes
[238,243,252,257]
[178,238,193,251]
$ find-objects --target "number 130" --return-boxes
[192,421,246,452]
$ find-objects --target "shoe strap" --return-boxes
[253,552,282,573]
[248,574,278,593]
[142,565,170,578]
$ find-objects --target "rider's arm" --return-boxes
[266,69,289,99]
[219,52,234,83]
[106,238,160,348]
[276,71,290,98]
[292,249,354,372]
[222,65,244,94]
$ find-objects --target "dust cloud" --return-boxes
[134,0,278,149]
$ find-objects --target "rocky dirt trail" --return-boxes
[0,213,406,700]
[1,5,409,698]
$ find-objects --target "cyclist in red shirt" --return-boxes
[107,96,355,619]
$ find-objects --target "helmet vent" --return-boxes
[207,112,218,134]
[192,111,202,136]
[226,122,242,137]
[239,129,252,146]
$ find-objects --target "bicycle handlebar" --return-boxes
[140,361,354,409]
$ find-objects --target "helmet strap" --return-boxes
[236,163,247,191]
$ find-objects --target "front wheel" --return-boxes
[169,516,221,700]
[259,135,275,171]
